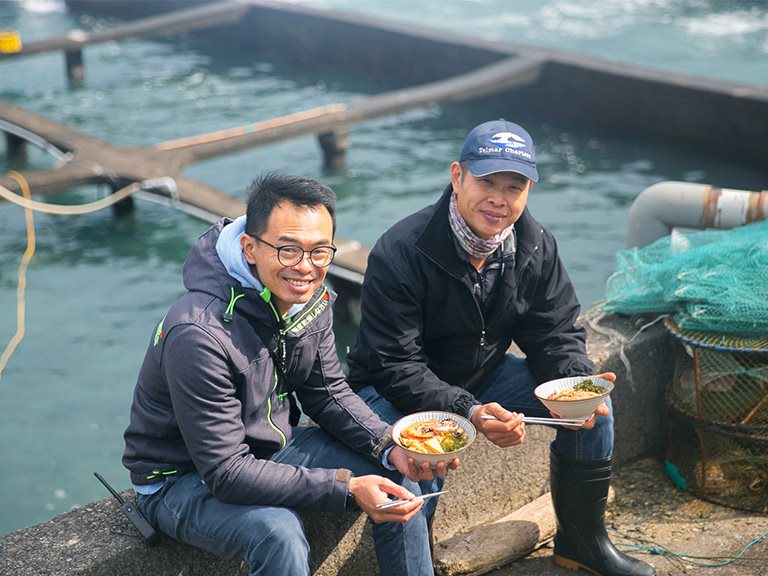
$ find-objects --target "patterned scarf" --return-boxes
[448,192,515,260]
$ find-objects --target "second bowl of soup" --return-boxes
[534,376,614,420]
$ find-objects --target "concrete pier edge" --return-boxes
[0,311,674,576]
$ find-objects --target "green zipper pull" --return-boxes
[223,286,245,323]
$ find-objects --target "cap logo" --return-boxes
[460,121,538,181]
[487,132,527,149]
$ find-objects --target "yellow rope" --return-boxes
[0,173,174,381]
[0,179,141,215]
[0,171,35,382]
[0,173,171,381]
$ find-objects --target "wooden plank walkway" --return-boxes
[0,102,369,289]
[0,51,542,290]
[154,55,543,167]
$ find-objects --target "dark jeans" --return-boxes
[137,426,433,576]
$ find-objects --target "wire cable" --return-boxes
[0,171,36,382]
[610,527,768,568]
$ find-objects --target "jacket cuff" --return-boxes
[372,427,395,460]
[452,394,480,419]
[380,446,398,471]
[334,468,354,511]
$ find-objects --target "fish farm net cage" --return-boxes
[664,318,768,513]
[603,219,768,334]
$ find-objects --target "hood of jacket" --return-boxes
[182,218,274,324]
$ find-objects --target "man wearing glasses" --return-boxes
[123,173,446,576]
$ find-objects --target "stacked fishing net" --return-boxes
[603,220,768,334]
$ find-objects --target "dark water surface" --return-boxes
[0,0,766,536]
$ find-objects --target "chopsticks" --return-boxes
[480,414,589,427]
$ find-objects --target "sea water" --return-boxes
[0,0,766,536]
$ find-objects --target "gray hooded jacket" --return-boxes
[123,218,392,511]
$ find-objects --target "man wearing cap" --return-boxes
[346,120,655,576]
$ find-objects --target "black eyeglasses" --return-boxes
[253,236,337,268]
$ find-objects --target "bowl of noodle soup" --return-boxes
[534,376,614,420]
[391,411,476,466]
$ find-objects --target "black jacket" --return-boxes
[347,186,593,417]
[123,219,392,511]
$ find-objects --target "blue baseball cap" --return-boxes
[459,119,538,182]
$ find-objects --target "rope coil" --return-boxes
[0,172,175,381]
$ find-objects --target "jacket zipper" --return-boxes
[263,287,328,448]
[467,279,487,372]
[267,365,287,448]
[474,232,542,367]
[264,300,288,448]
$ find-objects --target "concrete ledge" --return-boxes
[584,311,673,463]
[0,312,674,576]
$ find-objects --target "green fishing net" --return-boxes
[602,220,768,334]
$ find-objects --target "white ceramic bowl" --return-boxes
[391,411,476,466]
[534,376,614,420]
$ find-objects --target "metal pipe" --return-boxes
[626,181,768,248]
